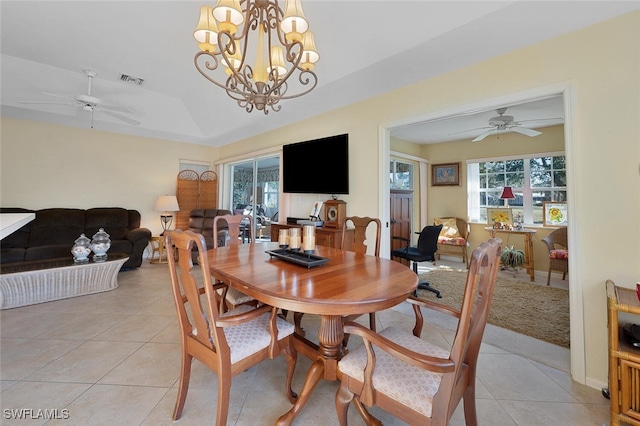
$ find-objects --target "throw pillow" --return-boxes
[434,218,460,238]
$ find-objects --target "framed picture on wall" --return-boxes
[487,207,513,225]
[543,202,568,226]
[431,162,460,186]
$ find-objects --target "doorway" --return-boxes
[379,84,584,384]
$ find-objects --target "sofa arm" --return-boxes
[125,227,152,244]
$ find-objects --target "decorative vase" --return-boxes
[91,228,111,261]
[72,233,92,263]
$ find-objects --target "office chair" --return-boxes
[391,224,443,298]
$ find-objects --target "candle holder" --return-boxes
[289,228,301,252]
[278,229,289,249]
[302,225,316,254]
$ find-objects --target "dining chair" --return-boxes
[213,213,256,312]
[292,216,381,345]
[541,227,568,286]
[341,216,381,330]
[391,224,443,298]
[336,238,502,425]
[165,229,297,425]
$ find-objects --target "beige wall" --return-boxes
[0,118,219,235]
[1,11,638,388]
[215,12,640,388]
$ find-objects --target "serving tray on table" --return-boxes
[265,248,329,268]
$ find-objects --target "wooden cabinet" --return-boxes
[606,279,640,426]
[270,223,352,250]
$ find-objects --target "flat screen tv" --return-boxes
[282,134,349,194]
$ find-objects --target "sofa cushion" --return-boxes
[28,208,85,247]
[85,208,130,240]
[25,244,75,261]
[0,248,26,263]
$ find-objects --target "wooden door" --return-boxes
[390,189,413,264]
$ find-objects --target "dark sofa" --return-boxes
[0,207,151,269]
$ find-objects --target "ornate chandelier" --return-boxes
[193,0,319,114]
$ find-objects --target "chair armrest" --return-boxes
[407,295,461,319]
[344,322,455,372]
[391,236,410,254]
[216,304,272,327]
[125,227,152,243]
[541,236,554,251]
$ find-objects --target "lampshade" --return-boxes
[300,30,319,71]
[154,195,180,212]
[193,6,219,53]
[281,0,308,42]
[500,187,515,200]
[213,0,243,34]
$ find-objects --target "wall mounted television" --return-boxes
[282,133,349,194]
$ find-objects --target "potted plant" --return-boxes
[500,245,525,274]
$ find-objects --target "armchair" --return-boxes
[434,217,470,266]
[335,238,502,425]
[391,224,443,298]
[541,227,568,286]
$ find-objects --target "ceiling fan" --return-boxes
[467,107,550,142]
[19,70,140,127]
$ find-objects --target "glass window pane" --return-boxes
[531,171,552,187]
[553,170,566,187]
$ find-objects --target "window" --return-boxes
[390,159,414,190]
[467,153,566,225]
[179,159,210,174]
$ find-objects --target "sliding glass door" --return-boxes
[229,156,279,241]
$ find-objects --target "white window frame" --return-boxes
[466,151,566,225]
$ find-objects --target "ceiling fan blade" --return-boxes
[517,117,564,123]
[100,104,134,114]
[472,129,496,142]
[42,92,78,103]
[449,126,493,136]
[100,109,141,126]
[511,126,542,137]
[18,100,78,107]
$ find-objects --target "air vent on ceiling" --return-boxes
[119,74,145,86]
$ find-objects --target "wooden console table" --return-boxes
[485,227,537,281]
[270,223,353,250]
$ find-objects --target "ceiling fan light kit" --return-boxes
[193,0,319,114]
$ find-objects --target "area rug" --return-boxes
[417,268,570,348]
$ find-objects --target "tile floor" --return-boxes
[0,253,610,425]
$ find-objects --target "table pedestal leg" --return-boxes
[276,315,343,425]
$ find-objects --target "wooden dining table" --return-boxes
[207,242,418,425]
